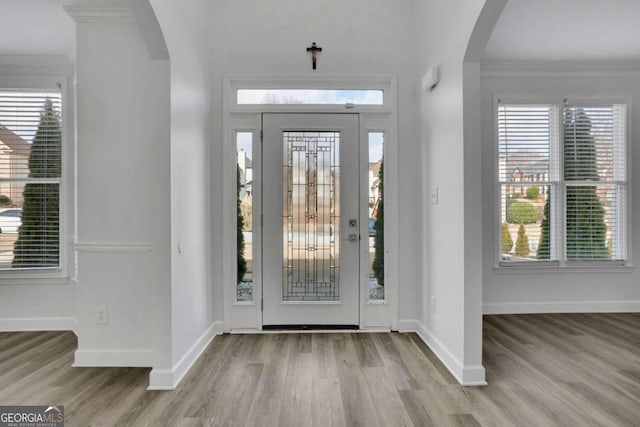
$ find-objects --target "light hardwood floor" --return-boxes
[1,313,639,426]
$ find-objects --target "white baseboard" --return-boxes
[398,318,487,387]
[148,320,224,390]
[459,364,488,386]
[73,348,153,367]
[0,316,77,334]
[397,318,420,332]
[147,369,174,390]
[484,300,640,315]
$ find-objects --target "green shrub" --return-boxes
[538,188,551,259]
[526,185,540,200]
[0,195,12,206]
[372,161,384,287]
[237,165,247,283]
[13,99,60,267]
[506,201,540,224]
[515,224,530,257]
[564,108,608,260]
[501,222,513,254]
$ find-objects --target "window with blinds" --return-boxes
[0,90,62,269]
[498,104,559,262]
[563,104,626,261]
[498,101,627,264]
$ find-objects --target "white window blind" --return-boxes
[497,101,627,265]
[563,104,626,261]
[0,90,62,269]
[498,104,559,262]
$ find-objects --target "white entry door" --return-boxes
[262,113,360,327]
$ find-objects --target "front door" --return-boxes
[262,113,360,327]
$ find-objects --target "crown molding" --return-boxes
[0,55,72,68]
[0,55,74,78]
[63,5,136,24]
[481,61,640,78]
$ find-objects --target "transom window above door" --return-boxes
[237,89,384,105]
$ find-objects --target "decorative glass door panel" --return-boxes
[263,114,359,326]
[283,131,340,301]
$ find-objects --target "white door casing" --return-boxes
[222,75,398,332]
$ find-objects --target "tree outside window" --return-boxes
[499,101,626,264]
[12,98,61,268]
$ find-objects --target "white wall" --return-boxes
[0,0,215,389]
[481,68,640,313]
[70,8,171,367]
[0,282,76,330]
[0,30,76,332]
[207,0,422,323]
[149,0,218,384]
[62,0,217,388]
[414,0,490,385]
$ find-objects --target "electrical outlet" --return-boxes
[431,296,437,313]
[95,305,108,325]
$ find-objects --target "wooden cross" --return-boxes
[306,42,322,70]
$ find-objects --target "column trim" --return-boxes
[64,5,135,23]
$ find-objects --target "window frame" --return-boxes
[494,95,632,270]
[236,89,384,106]
[222,75,399,331]
[0,58,73,283]
[226,75,395,114]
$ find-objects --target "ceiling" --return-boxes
[2,0,640,64]
[484,0,640,62]
[0,0,75,58]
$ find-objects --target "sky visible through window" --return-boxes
[369,132,383,162]
[237,132,252,160]
[237,89,383,105]
[0,91,62,141]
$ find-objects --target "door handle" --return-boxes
[347,234,359,242]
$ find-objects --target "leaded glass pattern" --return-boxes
[282,131,340,301]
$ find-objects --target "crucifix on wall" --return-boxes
[306,42,322,70]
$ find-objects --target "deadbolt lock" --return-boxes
[349,219,357,227]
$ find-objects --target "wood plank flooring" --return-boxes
[1,313,639,426]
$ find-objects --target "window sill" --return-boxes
[233,301,256,306]
[0,270,69,285]
[494,262,634,274]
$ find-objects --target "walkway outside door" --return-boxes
[262,114,360,327]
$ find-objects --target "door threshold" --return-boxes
[262,324,359,331]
